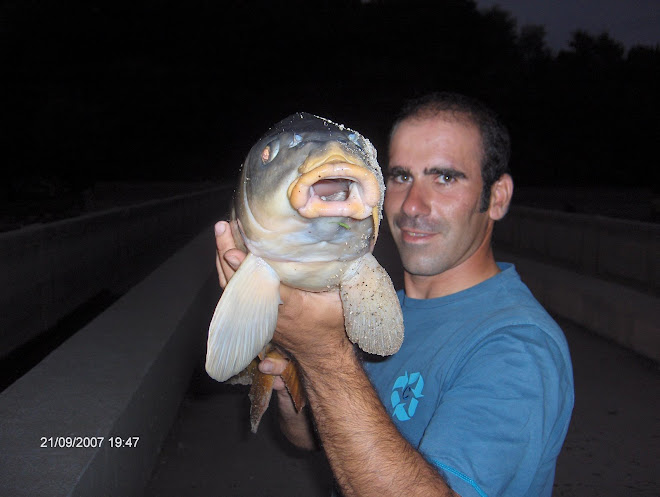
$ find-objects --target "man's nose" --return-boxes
[401,181,431,217]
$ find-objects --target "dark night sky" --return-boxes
[2,0,659,195]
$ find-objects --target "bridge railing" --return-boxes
[0,229,220,497]
[0,186,232,361]
[494,206,659,363]
[494,206,659,293]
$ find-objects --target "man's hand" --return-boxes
[273,285,348,373]
[215,221,348,373]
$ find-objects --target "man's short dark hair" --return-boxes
[389,92,511,212]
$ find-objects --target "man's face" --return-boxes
[384,115,493,277]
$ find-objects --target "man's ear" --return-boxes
[488,173,513,221]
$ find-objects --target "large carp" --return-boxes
[206,112,404,431]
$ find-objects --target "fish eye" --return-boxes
[347,132,366,153]
[260,139,280,164]
[289,133,302,148]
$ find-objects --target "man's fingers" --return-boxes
[259,357,288,375]
[259,357,289,391]
[214,220,228,247]
[215,221,231,286]
[214,221,247,288]
[215,253,226,287]
[224,250,243,270]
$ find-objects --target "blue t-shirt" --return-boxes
[363,263,574,497]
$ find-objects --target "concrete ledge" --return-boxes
[495,206,659,292]
[496,249,660,364]
[0,186,231,360]
[0,228,219,497]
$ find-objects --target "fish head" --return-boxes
[235,112,384,261]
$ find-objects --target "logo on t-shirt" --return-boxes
[390,371,424,421]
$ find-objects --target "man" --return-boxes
[214,92,574,496]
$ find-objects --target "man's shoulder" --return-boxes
[484,263,560,329]
[456,265,571,363]
[478,284,568,354]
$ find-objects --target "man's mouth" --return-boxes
[400,229,436,242]
[393,214,442,243]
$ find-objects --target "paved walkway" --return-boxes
[144,318,659,497]
[552,320,659,496]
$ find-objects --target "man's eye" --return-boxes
[437,174,455,185]
[388,169,411,184]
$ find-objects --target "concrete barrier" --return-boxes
[494,206,659,292]
[494,206,659,363]
[493,250,659,363]
[0,186,232,360]
[0,229,220,497]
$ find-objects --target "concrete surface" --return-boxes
[0,229,218,497]
[144,318,660,497]
[0,186,231,360]
[494,206,659,292]
[510,186,658,223]
[496,250,660,363]
[492,209,660,363]
[552,320,659,496]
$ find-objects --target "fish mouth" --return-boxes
[287,143,381,221]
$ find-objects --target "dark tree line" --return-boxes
[2,0,658,199]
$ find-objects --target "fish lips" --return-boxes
[287,143,381,221]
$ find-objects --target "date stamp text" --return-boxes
[40,436,140,448]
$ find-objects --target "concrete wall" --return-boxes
[0,186,232,360]
[494,206,659,362]
[512,186,657,223]
[0,229,220,497]
[494,206,659,292]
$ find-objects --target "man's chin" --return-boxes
[400,253,446,277]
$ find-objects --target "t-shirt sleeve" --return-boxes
[418,325,573,497]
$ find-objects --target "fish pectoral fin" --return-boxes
[340,253,404,356]
[206,253,281,382]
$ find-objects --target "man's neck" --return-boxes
[403,242,500,300]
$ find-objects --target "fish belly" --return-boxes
[266,258,357,292]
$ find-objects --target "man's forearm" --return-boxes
[297,342,458,497]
